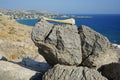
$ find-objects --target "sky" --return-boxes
[0,0,120,14]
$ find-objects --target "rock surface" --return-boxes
[43,64,108,80]
[78,25,110,56]
[31,20,120,80]
[78,25,118,68]
[0,57,51,80]
[98,63,120,80]
[0,61,39,80]
[18,57,51,73]
[32,20,82,66]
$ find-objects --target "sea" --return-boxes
[17,14,120,44]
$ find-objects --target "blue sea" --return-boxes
[17,14,120,44]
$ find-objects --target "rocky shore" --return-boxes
[0,14,120,80]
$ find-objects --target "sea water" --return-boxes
[17,14,120,44]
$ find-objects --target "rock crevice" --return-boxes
[32,20,82,66]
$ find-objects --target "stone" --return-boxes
[98,63,120,80]
[0,61,41,80]
[78,25,118,68]
[31,21,119,80]
[43,64,108,80]
[31,20,82,66]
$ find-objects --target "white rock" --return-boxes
[0,61,39,80]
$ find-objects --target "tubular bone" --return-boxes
[42,17,75,25]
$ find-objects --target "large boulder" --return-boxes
[78,25,118,68]
[31,20,82,66]
[43,64,108,80]
[0,61,41,80]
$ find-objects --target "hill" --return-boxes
[0,8,59,20]
[0,15,44,61]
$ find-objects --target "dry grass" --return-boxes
[0,15,44,61]
[0,15,32,41]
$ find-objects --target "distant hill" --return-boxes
[0,8,60,20]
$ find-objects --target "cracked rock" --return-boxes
[31,20,82,66]
[43,64,108,80]
[78,25,118,69]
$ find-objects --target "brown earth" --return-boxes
[0,15,45,61]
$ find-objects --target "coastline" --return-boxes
[17,14,120,44]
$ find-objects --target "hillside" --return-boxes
[0,15,44,61]
[0,8,59,20]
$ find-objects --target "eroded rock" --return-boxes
[78,25,118,68]
[31,21,120,80]
[43,64,108,80]
[31,20,82,66]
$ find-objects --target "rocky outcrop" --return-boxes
[43,64,107,80]
[0,61,39,80]
[32,20,82,66]
[78,25,118,68]
[31,20,120,80]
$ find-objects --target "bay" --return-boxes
[17,14,120,44]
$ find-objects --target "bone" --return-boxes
[41,17,75,25]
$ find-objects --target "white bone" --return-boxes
[42,17,75,25]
